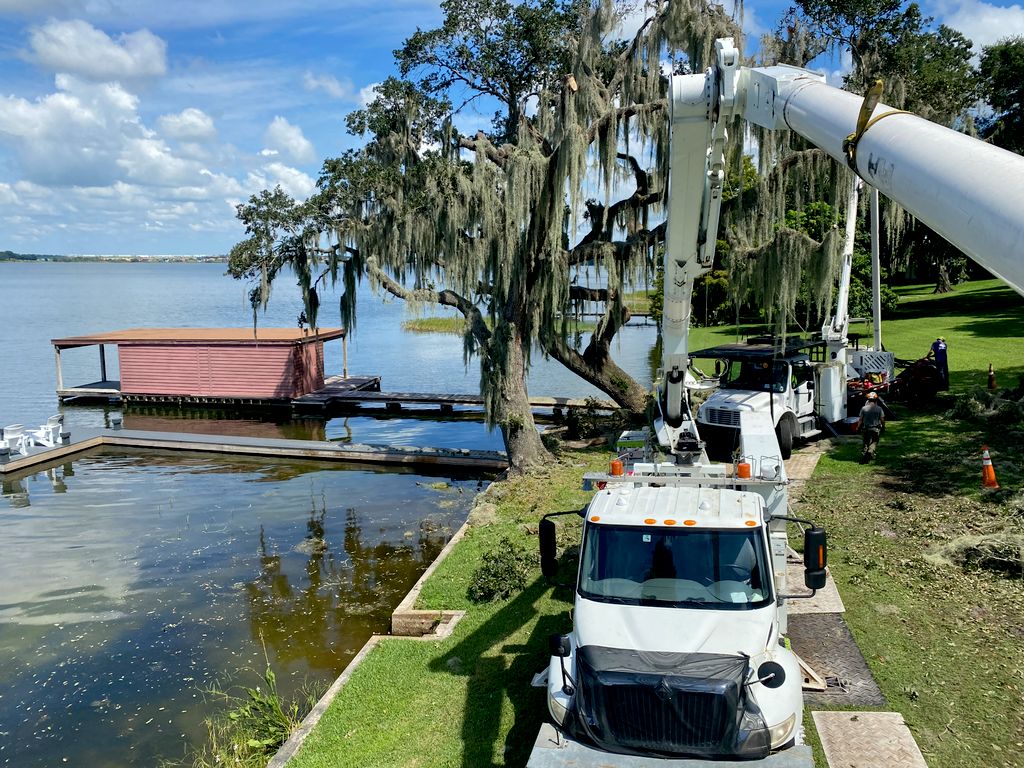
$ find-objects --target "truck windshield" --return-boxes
[578,524,772,610]
[720,359,788,393]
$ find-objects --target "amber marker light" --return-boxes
[682,519,697,526]
[644,518,656,525]
[745,520,758,526]
[590,516,601,522]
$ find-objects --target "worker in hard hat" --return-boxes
[927,337,949,390]
[855,392,885,463]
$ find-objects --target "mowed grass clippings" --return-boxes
[287,454,604,768]
[797,408,1024,768]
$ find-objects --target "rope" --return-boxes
[841,79,912,173]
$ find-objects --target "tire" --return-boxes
[776,418,793,460]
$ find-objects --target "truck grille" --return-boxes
[705,408,740,427]
[598,683,730,751]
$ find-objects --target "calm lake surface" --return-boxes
[0,261,656,445]
[0,261,656,766]
[1,450,482,767]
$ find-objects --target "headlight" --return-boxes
[547,688,569,725]
[768,712,797,748]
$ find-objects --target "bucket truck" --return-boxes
[694,178,896,460]
[532,35,1024,767]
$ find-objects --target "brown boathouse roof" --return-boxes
[52,327,345,349]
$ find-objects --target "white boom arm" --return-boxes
[657,37,1024,458]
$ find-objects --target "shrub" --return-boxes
[468,537,535,602]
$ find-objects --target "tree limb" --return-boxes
[365,256,491,345]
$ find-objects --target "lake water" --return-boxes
[0,450,482,767]
[0,261,656,446]
[0,261,656,766]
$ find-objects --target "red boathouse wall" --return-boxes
[119,342,325,399]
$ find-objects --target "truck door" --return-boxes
[791,361,815,416]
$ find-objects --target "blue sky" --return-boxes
[0,0,1022,256]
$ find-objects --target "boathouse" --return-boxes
[51,328,346,404]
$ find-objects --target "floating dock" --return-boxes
[0,428,508,477]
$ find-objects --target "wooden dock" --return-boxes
[293,386,618,414]
[58,375,383,407]
[0,428,508,476]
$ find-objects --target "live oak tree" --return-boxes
[978,36,1024,155]
[228,0,740,472]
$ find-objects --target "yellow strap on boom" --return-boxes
[842,80,912,173]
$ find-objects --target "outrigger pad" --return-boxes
[568,646,770,760]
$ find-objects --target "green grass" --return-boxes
[623,290,652,314]
[800,405,1024,768]
[881,279,1024,391]
[402,316,598,334]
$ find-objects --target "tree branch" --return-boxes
[365,256,491,345]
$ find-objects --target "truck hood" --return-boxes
[700,389,780,414]
[573,597,775,658]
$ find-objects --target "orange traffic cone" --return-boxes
[981,445,1000,489]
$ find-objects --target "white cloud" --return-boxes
[158,107,216,142]
[932,0,1024,49]
[303,71,354,100]
[262,116,315,164]
[27,20,167,82]
[118,137,205,187]
[358,82,381,106]
[244,161,315,201]
[0,182,18,205]
[0,75,143,186]
[827,50,853,88]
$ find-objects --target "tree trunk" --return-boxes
[491,326,550,475]
[546,339,650,415]
[934,259,954,294]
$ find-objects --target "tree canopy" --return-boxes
[228,0,994,470]
[978,36,1024,154]
[229,0,743,471]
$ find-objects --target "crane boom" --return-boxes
[656,37,1024,458]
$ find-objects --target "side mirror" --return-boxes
[539,517,559,581]
[807,379,815,390]
[549,633,572,658]
[804,526,827,591]
[715,360,723,376]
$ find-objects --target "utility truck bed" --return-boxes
[527,723,814,768]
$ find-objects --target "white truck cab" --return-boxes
[538,459,827,761]
[693,340,835,460]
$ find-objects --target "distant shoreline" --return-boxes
[1,253,227,263]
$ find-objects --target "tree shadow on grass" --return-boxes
[891,285,1024,322]
[429,571,575,768]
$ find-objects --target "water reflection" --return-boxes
[0,452,482,767]
[245,502,451,672]
[1,463,74,506]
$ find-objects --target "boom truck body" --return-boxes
[694,177,894,460]
[531,35,1024,767]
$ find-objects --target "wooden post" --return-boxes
[99,344,108,383]
[343,336,349,378]
[54,346,64,393]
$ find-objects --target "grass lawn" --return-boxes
[287,280,1024,768]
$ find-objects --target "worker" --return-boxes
[927,337,949,390]
[855,392,885,463]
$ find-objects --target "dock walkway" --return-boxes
[294,386,617,414]
[0,428,508,476]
